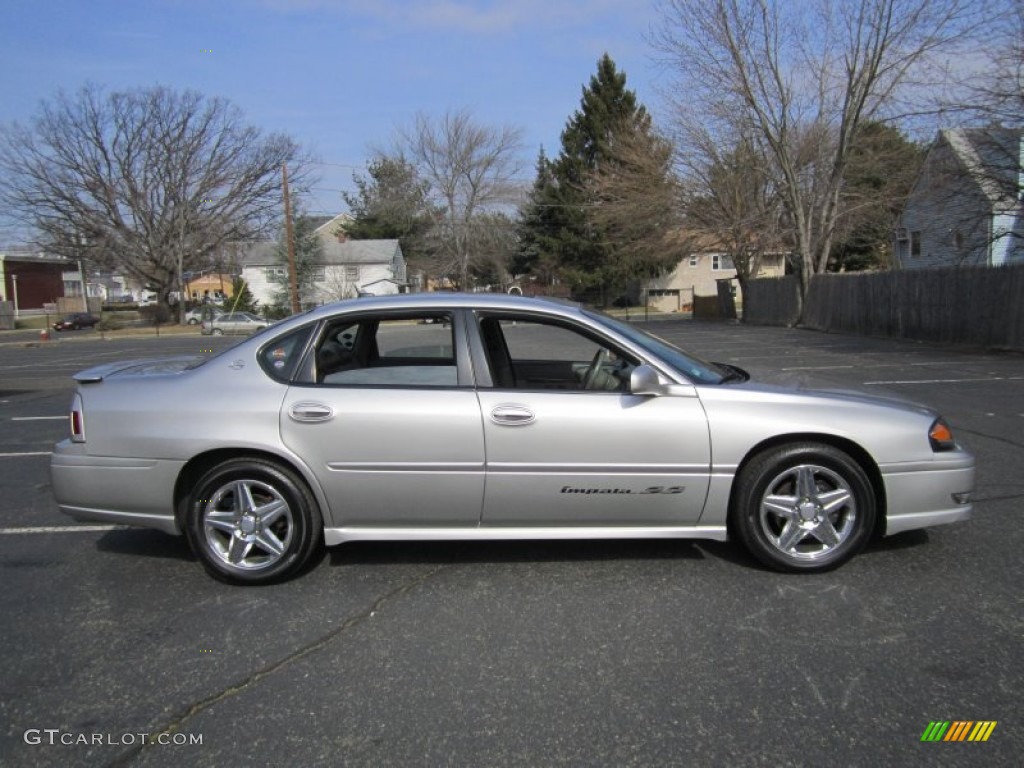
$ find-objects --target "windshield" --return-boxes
[585,311,727,385]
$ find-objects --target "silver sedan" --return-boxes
[200,311,266,336]
[51,294,975,584]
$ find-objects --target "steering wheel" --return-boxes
[583,348,611,390]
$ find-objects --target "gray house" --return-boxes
[895,127,1024,268]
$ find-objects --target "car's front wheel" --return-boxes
[186,458,323,584]
[211,328,224,336]
[731,443,875,572]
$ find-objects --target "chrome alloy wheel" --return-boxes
[201,479,295,571]
[758,464,857,562]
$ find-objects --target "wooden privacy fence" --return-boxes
[745,264,1024,350]
[743,276,801,326]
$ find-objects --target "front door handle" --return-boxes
[289,402,334,423]
[490,404,535,426]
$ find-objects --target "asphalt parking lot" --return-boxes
[1,321,1021,767]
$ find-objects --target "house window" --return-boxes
[712,254,735,271]
[911,231,922,258]
[310,267,326,281]
[345,266,359,281]
[265,267,287,281]
[689,255,698,267]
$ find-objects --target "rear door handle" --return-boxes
[490,404,535,426]
[289,402,334,423]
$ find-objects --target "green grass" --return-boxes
[14,315,50,330]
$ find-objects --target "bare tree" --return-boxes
[936,0,1024,127]
[0,84,310,315]
[316,269,362,303]
[678,129,785,296]
[654,0,986,317]
[399,109,524,288]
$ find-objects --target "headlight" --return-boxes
[929,418,956,452]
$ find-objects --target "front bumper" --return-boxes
[879,452,975,536]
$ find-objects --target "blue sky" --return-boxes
[2,0,663,224]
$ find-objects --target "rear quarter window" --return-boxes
[258,325,315,382]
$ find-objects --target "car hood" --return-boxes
[729,378,936,417]
[72,356,201,383]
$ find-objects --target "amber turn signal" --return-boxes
[929,419,955,452]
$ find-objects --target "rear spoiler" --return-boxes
[73,356,200,383]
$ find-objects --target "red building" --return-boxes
[0,249,70,311]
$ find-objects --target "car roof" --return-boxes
[235,293,589,343]
[301,293,581,323]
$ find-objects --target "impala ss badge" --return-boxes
[560,485,685,495]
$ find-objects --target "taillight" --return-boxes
[70,393,85,443]
[929,418,955,452]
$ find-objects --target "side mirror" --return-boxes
[630,364,665,396]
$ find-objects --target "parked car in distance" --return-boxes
[53,313,100,331]
[51,293,975,585]
[185,307,222,325]
[200,311,267,336]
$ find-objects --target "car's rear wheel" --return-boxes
[211,328,224,336]
[731,443,875,572]
[186,458,322,584]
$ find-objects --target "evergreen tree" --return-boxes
[224,276,259,314]
[270,212,324,314]
[341,156,436,262]
[513,148,559,280]
[582,117,683,292]
[521,54,657,301]
[829,122,925,271]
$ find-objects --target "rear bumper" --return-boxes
[50,442,183,535]
[880,453,975,536]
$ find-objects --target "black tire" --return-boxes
[212,328,224,336]
[731,443,875,573]
[185,458,323,585]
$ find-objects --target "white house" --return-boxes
[239,239,407,309]
[895,127,1024,269]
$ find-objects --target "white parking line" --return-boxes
[864,376,1024,385]
[781,365,855,371]
[0,525,125,535]
[11,416,65,421]
[0,451,51,457]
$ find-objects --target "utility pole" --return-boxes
[77,259,88,313]
[282,163,300,315]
